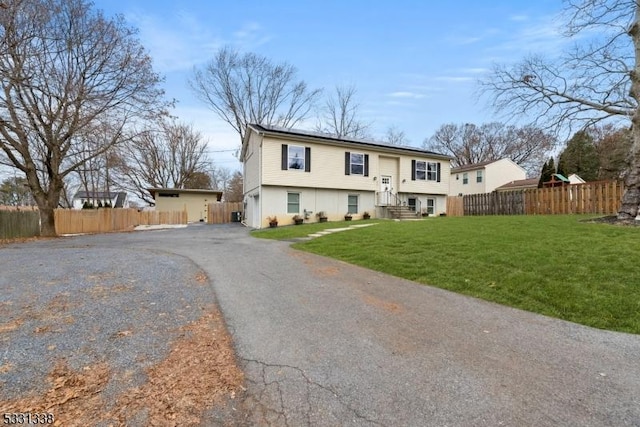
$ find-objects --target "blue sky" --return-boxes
[93,0,568,171]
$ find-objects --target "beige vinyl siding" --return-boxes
[379,156,399,179]
[399,157,450,195]
[154,192,212,223]
[243,131,261,194]
[261,137,377,191]
[261,136,449,194]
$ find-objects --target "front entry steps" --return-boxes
[385,205,420,220]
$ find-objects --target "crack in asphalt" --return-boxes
[238,358,384,426]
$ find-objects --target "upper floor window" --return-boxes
[344,152,369,176]
[350,153,365,175]
[426,162,438,181]
[281,144,310,172]
[476,170,483,183]
[463,173,469,185]
[412,160,440,182]
[415,161,427,180]
[288,145,305,170]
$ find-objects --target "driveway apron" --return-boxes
[120,224,640,427]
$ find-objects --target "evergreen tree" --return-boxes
[557,131,599,181]
[538,157,555,187]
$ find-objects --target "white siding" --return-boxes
[449,159,526,195]
[258,186,376,228]
[449,168,486,196]
[484,159,527,192]
[399,157,450,195]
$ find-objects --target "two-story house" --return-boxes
[449,158,527,196]
[241,124,452,228]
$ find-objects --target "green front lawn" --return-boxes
[254,216,640,334]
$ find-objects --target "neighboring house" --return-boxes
[495,178,540,192]
[449,158,527,196]
[72,191,128,209]
[241,124,452,229]
[147,188,222,223]
[568,174,586,184]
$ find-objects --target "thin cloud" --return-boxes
[459,67,490,74]
[435,76,474,83]
[123,10,271,73]
[388,91,425,99]
[233,22,273,48]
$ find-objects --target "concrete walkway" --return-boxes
[307,223,377,238]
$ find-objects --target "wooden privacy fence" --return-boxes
[451,180,624,216]
[54,208,187,235]
[0,209,40,239]
[446,196,464,217]
[464,191,526,216]
[525,180,624,215]
[207,202,243,224]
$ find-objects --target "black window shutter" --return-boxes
[281,145,288,170]
[411,160,416,181]
[305,147,311,172]
[345,152,351,175]
[437,162,441,182]
[364,154,369,177]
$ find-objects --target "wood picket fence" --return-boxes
[447,180,624,217]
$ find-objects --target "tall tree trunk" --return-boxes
[619,6,640,220]
[39,205,56,237]
[618,134,640,219]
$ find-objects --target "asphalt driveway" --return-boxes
[3,223,640,426]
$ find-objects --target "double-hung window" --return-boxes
[415,161,427,180]
[463,173,469,185]
[281,144,310,172]
[347,195,358,214]
[350,153,364,175]
[288,145,305,170]
[476,170,483,183]
[412,160,440,182]
[426,162,438,181]
[287,192,300,214]
[344,152,369,176]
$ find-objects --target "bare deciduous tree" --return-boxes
[315,84,371,139]
[479,0,640,219]
[209,165,232,192]
[225,170,243,202]
[423,122,555,175]
[0,0,168,235]
[383,125,410,146]
[117,120,210,205]
[190,47,321,145]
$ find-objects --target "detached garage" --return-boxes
[147,188,223,223]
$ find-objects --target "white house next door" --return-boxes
[379,175,392,206]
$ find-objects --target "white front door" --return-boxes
[379,175,392,206]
